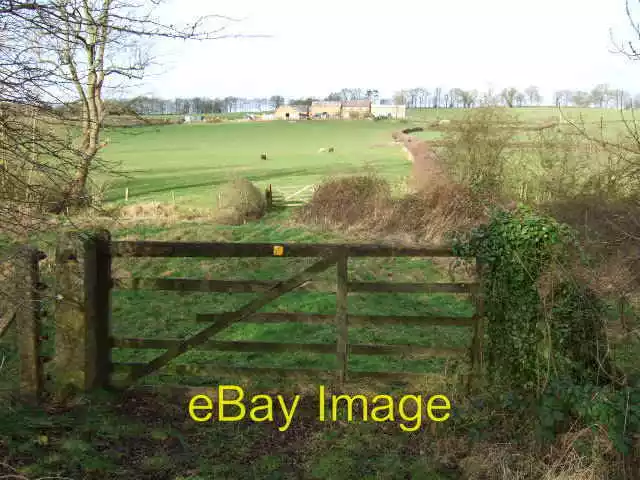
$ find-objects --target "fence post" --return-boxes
[469,257,485,392]
[14,246,45,405]
[53,230,112,397]
[336,250,349,386]
[86,230,112,390]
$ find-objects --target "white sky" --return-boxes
[134,0,640,101]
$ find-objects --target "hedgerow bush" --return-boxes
[452,204,640,458]
[452,205,613,390]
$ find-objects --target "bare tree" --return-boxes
[590,84,610,108]
[611,0,640,60]
[393,90,408,106]
[572,90,592,107]
[1,0,240,214]
[432,87,442,109]
[524,85,542,105]
[480,87,498,106]
[448,88,461,108]
[270,95,285,108]
[458,89,478,108]
[554,89,572,107]
[365,89,379,102]
[407,88,420,108]
[500,87,519,108]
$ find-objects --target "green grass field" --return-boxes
[101,120,411,206]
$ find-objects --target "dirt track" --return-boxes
[392,127,448,190]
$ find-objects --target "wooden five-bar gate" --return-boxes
[10,230,485,402]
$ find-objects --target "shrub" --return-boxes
[214,178,266,225]
[452,205,613,392]
[297,174,391,229]
[437,107,515,201]
[383,182,485,244]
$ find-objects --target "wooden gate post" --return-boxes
[15,246,46,405]
[469,257,485,392]
[335,251,349,386]
[53,230,111,396]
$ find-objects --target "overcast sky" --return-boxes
[134,0,640,102]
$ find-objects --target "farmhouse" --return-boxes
[272,99,404,121]
[371,104,406,119]
[275,105,309,120]
[342,100,372,119]
[310,101,342,119]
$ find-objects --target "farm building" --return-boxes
[274,105,309,120]
[371,104,407,119]
[310,101,342,119]
[342,100,371,119]
[184,114,205,123]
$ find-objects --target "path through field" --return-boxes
[393,127,448,190]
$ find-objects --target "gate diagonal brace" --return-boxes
[117,253,341,389]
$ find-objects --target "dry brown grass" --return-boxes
[542,194,640,296]
[297,174,487,246]
[119,201,179,219]
[213,177,267,225]
[383,182,487,244]
[296,174,392,231]
[435,425,631,480]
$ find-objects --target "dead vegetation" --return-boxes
[213,177,267,225]
[296,173,486,244]
[296,174,392,232]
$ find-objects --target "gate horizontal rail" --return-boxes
[113,277,476,294]
[110,241,456,258]
[110,337,467,358]
[194,312,478,327]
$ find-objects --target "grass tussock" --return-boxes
[214,177,267,225]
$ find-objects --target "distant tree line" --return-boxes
[119,84,640,116]
[391,84,640,109]
[121,96,276,115]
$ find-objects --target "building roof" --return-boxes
[372,103,405,108]
[276,105,309,113]
[342,100,371,108]
[312,101,342,106]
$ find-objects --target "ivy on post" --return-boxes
[15,246,45,405]
[53,230,112,398]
